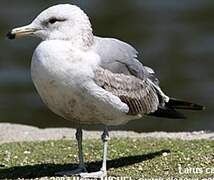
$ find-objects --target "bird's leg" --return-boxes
[76,127,87,172]
[80,127,109,179]
[101,127,109,173]
[55,128,87,176]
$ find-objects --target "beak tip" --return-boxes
[6,31,16,40]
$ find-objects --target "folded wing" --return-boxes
[95,67,159,115]
[93,36,204,119]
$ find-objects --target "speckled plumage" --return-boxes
[95,67,159,115]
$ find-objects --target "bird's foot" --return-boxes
[80,170,107,179]
[55,166,87,176]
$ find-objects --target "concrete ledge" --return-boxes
[0,123,213,144]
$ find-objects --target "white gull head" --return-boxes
[8,4,94,48]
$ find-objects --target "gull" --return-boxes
[7,4,204,178]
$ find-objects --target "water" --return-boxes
[0,0,213,132]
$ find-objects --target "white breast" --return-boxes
[31,40,134,126]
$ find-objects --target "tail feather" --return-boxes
[149,107,186,119]
[166,98,205,111]
[148,98,205,119]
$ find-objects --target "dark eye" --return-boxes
[48,18,58,24]
[48,18,66,25]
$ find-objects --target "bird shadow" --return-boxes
[0,149,170,179]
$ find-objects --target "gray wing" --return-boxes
[92,36,159,85]
[92,36,167,107]
[95,67,159,115]
[93,36,144,77]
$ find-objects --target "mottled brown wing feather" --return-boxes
[95,67,159,115]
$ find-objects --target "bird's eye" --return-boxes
[48,18,58,24]
[48,18,66,25]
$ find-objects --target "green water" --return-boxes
[0,0,213,131]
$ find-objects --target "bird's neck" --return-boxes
[70,28,94,50]
[44,26,94,50]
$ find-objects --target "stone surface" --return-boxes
[0,123,213,144]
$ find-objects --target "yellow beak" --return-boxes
[7,25,39,39]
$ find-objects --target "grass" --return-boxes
[0,138,213,179]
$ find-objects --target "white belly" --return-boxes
[31,68,133,125]
[31,41,135,126]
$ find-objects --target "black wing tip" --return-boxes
[6,31,16,40]
[168,98,205,111]
[148,107,186,119]
[201,105,206,111]
[193,104,205,111]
